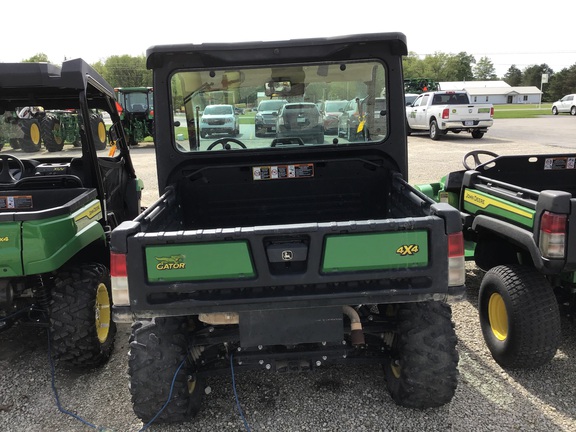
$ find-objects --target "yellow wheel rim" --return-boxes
[188,376,197,395]
[390,360,401,379]
[95,283,111,344]
[488,292,508,341]
[31,123,41,144]
[97,121,106,143]
[53,123,64,145]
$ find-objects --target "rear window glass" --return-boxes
[170,60,388,152]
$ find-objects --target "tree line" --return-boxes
[23,51,576,103]
[403,51,575,102]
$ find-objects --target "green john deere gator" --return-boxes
[416,149,576,369]
[111,32,466,423]
[0,59,141,369]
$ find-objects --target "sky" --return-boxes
[1,1,574,78]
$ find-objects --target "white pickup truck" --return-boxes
[406,90,493,140]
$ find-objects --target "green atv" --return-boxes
[416,150,576,369]
[0,59,141,369]
[114,87,154,146]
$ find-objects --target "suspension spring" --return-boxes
[31,275,51,311]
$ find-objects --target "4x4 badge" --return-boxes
[282,250,293,261]
[396,244,420,256]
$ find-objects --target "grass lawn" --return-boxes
[493,103,552,119]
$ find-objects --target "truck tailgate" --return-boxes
[450,105,492,121]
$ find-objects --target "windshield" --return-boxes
[204,105,234,115]
[258,100,287,111]
[171,60,387,152]
[122,92,153,112]
[324,100,348,112]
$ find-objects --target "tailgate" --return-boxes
[144,228,430,283]
[450,105,492,121]
[123,216,451,316]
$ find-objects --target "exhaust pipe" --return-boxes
[342,306,365,346]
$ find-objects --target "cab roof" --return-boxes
[0,58,115,112]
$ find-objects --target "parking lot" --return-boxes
[1,116,576,431]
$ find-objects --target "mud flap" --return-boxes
[239,306,343,347]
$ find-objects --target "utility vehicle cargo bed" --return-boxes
[154,158,428,230]
[0,187,96,221]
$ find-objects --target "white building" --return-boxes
[438,81,542,105]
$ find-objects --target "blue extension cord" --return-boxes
[42,320,252,432]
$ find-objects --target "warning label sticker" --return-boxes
[252,164,314,180]
[544,157,576,170]
[0,195,33,210]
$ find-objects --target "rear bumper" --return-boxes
[113,282,466,323]
[442,119,493,130]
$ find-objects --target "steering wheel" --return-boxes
[0,154,25,184]
[463,150,500,170]
[206,138,247,150]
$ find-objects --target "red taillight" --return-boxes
[448,232,464,257]
[490,107,494,118]
[541,211,567,233]
[448,232,465,286]
[111,252,130,307]
[110,252,127,277]
[442,108,450,119]
[539,211,567,258]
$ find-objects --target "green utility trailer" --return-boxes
[416,150,576,369]
[0,59,141,369]
[114,87,154,146]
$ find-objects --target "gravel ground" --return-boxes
[1,118,576,432]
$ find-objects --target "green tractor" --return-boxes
[0,109,43,153]
[114,87,154,146]
[404,78,439,94]
[41,109,108,152]
[0,59,141,369]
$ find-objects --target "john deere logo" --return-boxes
[396,244,420,256]
[281,250,293,261]
[0,236,8,242]
[156,255,186,270]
